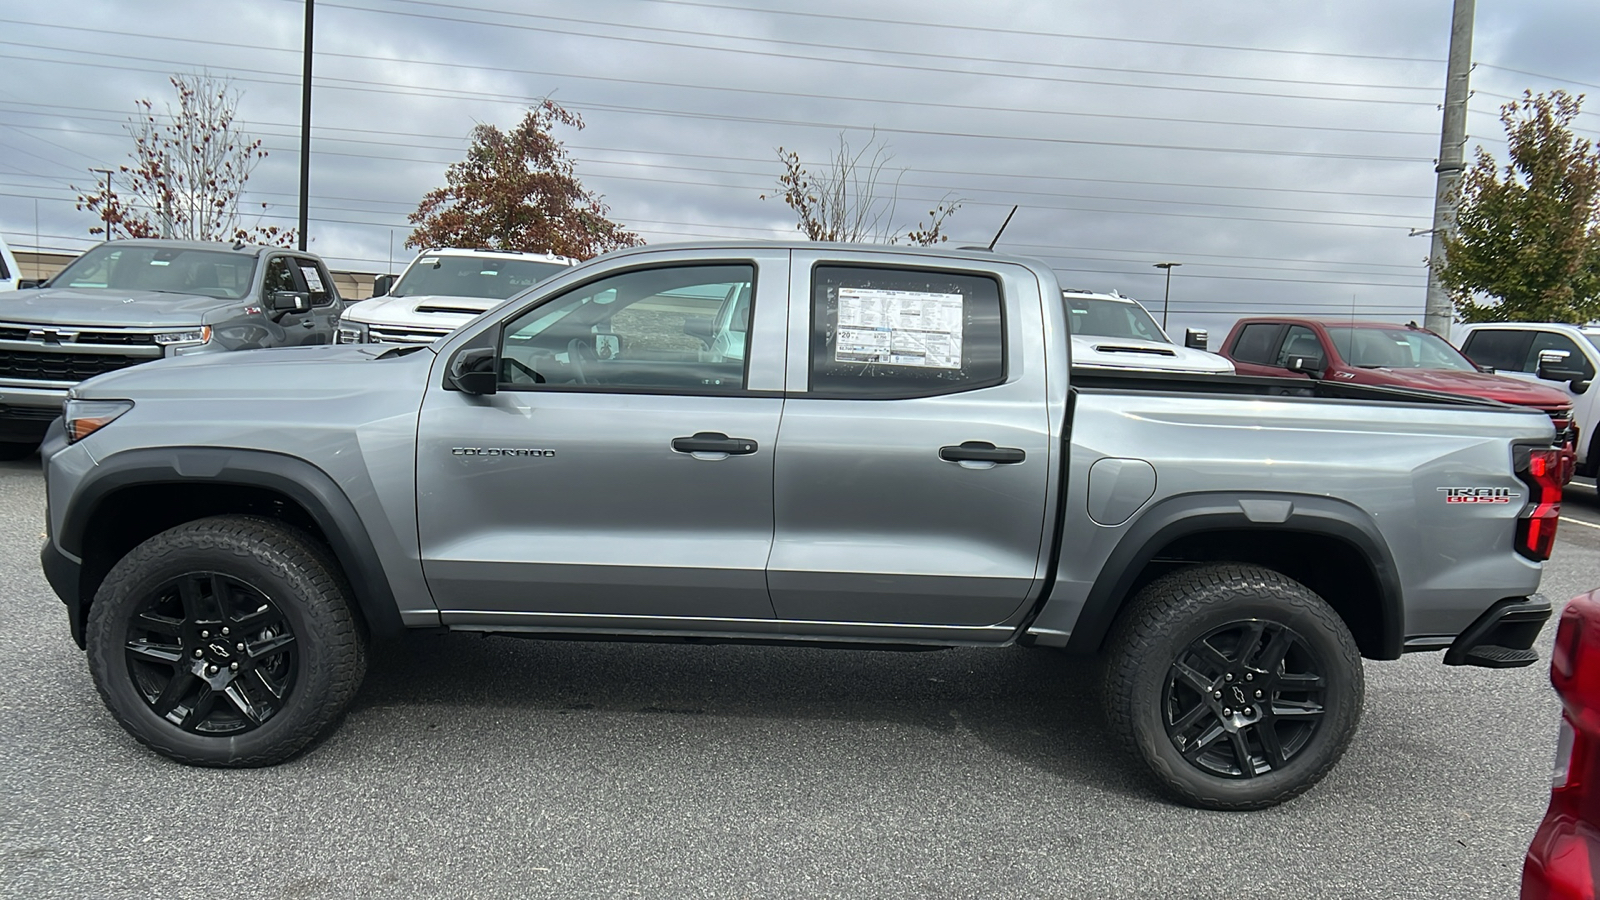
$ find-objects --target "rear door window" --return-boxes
[1229,323,1282,364]
[807,265,1004,398]
[1460,329,1534,372]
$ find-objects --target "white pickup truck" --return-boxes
[339,248,574,345]
[1458,322,1600,478]
[1062,289,1233,374]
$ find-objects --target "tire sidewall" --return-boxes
[87,525,339,765]
[1128,592,1362,809]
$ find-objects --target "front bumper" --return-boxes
[1443,596,1553,668]
[41,538,85,648]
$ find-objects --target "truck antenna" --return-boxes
[987,205,1019,251]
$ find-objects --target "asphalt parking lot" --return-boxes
[2,461,1597,900]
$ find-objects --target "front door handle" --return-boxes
[939,441,1025,464]
[672,432,759,455]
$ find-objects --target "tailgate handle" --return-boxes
[939,441,1025,464]
[672,432,758,455]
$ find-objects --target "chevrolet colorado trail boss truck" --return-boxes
[41,242,1562,810]
[1,239,342,459]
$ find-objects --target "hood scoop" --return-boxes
[1094,343,1176,356]
[414,303,482,315]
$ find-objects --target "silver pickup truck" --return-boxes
[39,242,1562,810]
[0,239,342,459]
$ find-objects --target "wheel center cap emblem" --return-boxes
[209,643,231,659]
[1231,685,1247,705]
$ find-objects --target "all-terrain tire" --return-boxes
[85,515,367,767]
[1102,563,1363,811]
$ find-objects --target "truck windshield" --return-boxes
[1326,326,1477,371]
[392,255,567,300]
[1065,296,1168,342]
[49,245,257,299]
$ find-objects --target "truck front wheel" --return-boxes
[1102,564,1363,810]
[85,515,367,767]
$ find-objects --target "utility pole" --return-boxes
[1424,0,1474,336]
[297,0,314,251]
[1153,262,1181,330]
[89,168,114,240]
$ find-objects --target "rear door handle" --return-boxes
[672,432,759,455]
[939,441,1025,464]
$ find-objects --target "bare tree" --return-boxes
[762,132,960,246]
[75,73,293,246]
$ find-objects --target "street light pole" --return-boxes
[89,168,115,240]
[1153,262,1181,330]
[297,0,314,251]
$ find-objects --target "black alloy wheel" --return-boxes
[1102,563,1363,810]
[124,572,298,734]
[87,515,366,767]
[1163,620,1326,779]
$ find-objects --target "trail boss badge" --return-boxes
[1438,486,1516,504]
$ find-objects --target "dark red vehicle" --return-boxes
[1523,589,1600,899]
[1219,318,1577,478]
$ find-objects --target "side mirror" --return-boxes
[372,274,397,298]
[268,290,312,316]
[1536,349,1588,384]
[1184,328,1209,351]
[448,346,498,395]
[17,279,45,289]
[1285,354,1325,379]
[682,315,713,347]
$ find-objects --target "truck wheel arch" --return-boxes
[57,447,405,648]
[1061,493,1403,660]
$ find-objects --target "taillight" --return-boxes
[1515,447,1563,561]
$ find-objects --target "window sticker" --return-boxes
[149,259,170,266]
[834,287,964,368]
[299,266,325,292]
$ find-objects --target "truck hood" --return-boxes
[1070,334,1235,374]
[1352,366,1571,410]
[343,293,493,331]
[72,344,437,400]
[0,287,229,327]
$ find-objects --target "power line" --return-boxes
[0,50,1438,163]
[1474,62,1600,91]
[3,16,1444,98]
[257,1,1447,108]
[385,0,1449,64]
[0,97,1441,202]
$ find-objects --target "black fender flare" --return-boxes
[60,446,405,644]
[1060,492,1404,659]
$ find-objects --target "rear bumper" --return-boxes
[1444,596,1553,668]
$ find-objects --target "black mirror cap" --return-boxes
[1184,328,1209,351]
[17,279,46,289]
[268,290,312,314]
[1536,349,1590,384]
[447,345,499,394]
[451,369,499,395]
[1285,355,1325,378]
[372,274,397,298]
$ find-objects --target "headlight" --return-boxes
[64,399,134,443]
[337,322,369,344]
[153,326,211,346]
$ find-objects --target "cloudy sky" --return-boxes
[2,0,1597,338]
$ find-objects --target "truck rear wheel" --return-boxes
[85,515,366,767]
[1102,564,1363,810]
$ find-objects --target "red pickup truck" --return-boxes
[1218,318,1577,476]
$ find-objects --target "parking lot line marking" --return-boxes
[1561,516,1600,530]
